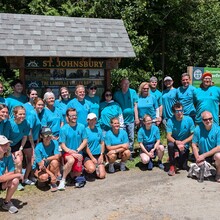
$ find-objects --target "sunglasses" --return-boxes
[43,134,53,138]
[202,117,213,122]
[105,93,112,97]
[68,115,77,118]
[175,110,183,113]
[142,88,149,90]
[90,87,97,90]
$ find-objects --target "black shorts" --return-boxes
[0,182,4,191]
[11,140,34,153]
[84,154,101,163]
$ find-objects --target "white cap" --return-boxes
[0,135,12,145]
[87,113,97,120]
[164,76,173,81]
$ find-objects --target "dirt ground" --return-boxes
[0,163,220,220]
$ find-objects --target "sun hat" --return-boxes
[0,135,12,145]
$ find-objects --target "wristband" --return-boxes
[19,146,23,151]
[76,149,79,153]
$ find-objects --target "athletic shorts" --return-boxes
[84,154,101,163]
[62,152,82,172]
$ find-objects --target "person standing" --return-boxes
[167,102,195,176]
[161,76,177,125]
[113,78,138,158]
[176,73,196,120]
[193,72,220,125]
[192,111,220,182]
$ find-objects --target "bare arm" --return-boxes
[0,172,23,183]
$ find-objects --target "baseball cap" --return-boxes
[0,135,12,145]
[164,76,173,81]
[202,72,212,79]
[150,76,158,82]
[41,127,52,135]
[87,113,97,120]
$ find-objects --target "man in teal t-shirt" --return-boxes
[192,111,220,182]
[113,78,138,156]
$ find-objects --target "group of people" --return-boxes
[1,70,220,214]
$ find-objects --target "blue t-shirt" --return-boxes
[59,123,87,152]
[41,107,63,136]
[0,97,8,105]
[4,118,30,147]
[113,88,138,124]
[138,124,160,146]
[167,115,195,149]
[99,101,123,131]
[54,99,71,124]
[150,89,162,107]
[176,85,196,116]
[137,95,158,119]
[33,140,60,169]
[27,110,43,141]
[104,129,129,147]
[85,95,100,119]
[23,102,34,118]
[85,126,103,155]
[192,123,220,154]
[0,120,6,135]
[6,94,28,118]
[67,98,91,126]
[162,88,177,120]
[193,86,220,125]
[0,154,15,175]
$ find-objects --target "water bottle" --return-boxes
[198,163,205,183]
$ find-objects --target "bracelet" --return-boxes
[76,149,79,153]
[19,146,23,151]
[100,152,104,155]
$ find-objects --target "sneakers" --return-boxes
[58,179,66,191]
[17,183,24,191]
[147,160,153,170]
[158,161,165,170]
[2,201,18,214]
[120,162,126,171]
[24,179,35,186]
[168,165,176,176]
[50,183,58,192]
[108,163,115,173]
[57,175,62,181]
[129,155,134,161]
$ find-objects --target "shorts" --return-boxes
[84,154,101,163]
[23,140,34,150]
[140,143,156,158]
[11,140,22,153]
[62,152,82,172]
[0,182,3,191]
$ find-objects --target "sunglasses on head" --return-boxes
[202,117,213,122]
[90,87,97,90]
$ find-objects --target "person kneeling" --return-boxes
[138,115,164,170]
[33,127,61,192]
[105,117,130,173]
[0,135,23,214]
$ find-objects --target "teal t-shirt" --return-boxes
[99,101,123,131]
[138,124,160,146]
[54,99,71,124]
[59,123,87,152]
[167,115,195,149]
[113,88,138,124]
[177,85,196,116]
[6,94,28,118]
[33,140,60,169]
[85,95,100,119]
[162,88,177,120]
[192,123,220,154]
[137,95,158,119]
[67,98,91,126]
[4,118,30,147]
[104,129,129,147]
[150,89,162,107]
[41,107,63,137]
[193,86,220,125]
[0,154,15,175]
[85,126,103,155]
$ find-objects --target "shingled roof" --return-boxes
[0,13,135,58]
